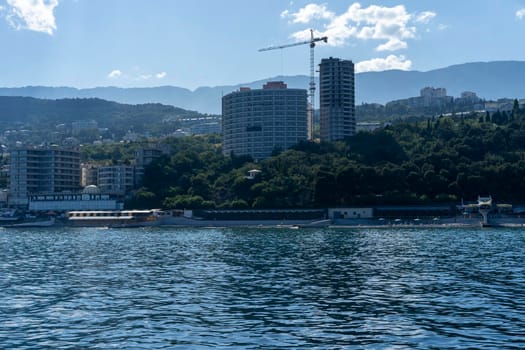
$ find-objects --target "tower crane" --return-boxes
[259,29,328,141]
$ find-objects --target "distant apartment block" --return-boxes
[81,163,98,187]
[222,81,307,160]
[9,146,81,207]
[98,165,135,195]
[419,87,452,108]
[485,98,525,113]
[386,88,488,114]
[356,122,384,133]
[420,87,447,99]
[387,87,453,111]
[460,91,478,99]
[454,91,483,110]
[178,116,222,135]
[72,120,98,135]
[319,57,356,141]
[135,147,164,186]
[136,148,163,168]
[190,122,221,135]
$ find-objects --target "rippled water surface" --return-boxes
[1,227,525,349]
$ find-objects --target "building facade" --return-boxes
[72,120,98,135]
[28,185,123,211]
[81,163,98,187]
[97,165,135,195]
[419,87,453,108]
[319,57,356,142]
[134,147,164,186]
[9,147,81,207]
[420,87,447,99]
[222,81,307,160]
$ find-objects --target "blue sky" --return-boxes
[1,0,525,90]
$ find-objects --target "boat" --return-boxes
[66,209,167,227]
[0,209,59,227]
[5,217,56,228]
[0,209,21,223]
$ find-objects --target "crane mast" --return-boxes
[259,29,328,140]
[309,30,316,141]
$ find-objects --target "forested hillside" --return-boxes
[0,96,204,139]
[111,106,525,209]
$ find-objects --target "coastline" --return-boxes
[3,211,525,229]
[113,216,525,229]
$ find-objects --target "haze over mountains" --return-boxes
[1,61,524,114]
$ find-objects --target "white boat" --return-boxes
[67,209,166,227]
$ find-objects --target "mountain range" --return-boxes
[1,61,524,114]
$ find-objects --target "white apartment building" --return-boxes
[222,81,307,160]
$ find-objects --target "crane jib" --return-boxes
[258,30,328,141]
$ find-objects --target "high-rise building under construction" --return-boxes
[319,57,355,141]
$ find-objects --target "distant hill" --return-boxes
[1,61,525,114]
[0,96,202,134]
[356,61,525,104]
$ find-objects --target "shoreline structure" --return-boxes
[154,216,525,229]
[3,219,524,229]
[2,196,524,228]
[3,214,522,229]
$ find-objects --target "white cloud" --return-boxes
[108,70,166,81]
[108,70,122,79]
[5,0,59,35]
[517,8,525,19]
[376,38,407,51]
[283,3,435,51]
[415,11,436,24]
[437,24,448,31]
[291,28,328,41]
[355,55,412,73]
[283,3,334,23]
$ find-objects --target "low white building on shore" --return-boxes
[28,185,123,211]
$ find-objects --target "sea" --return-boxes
[0,226,524,349]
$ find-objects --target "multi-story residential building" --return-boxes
[420,87,447,99]
[72,120,98,135]
[81,163,98,187]
[190,122,221,135]
[419,87,452,108]
[222,81,307,160]
[9,146,81,207]
[135,148,164,168]
[319,57,356,142]
[178,115,222,135]
[455,91,483,109]
[97,165,135,195]
[134,147,164,186]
